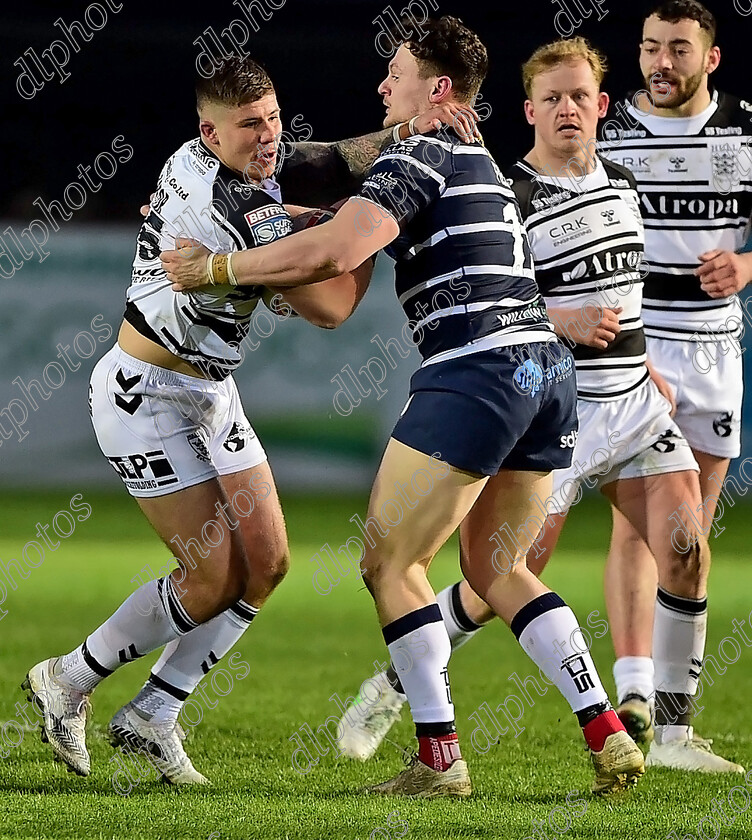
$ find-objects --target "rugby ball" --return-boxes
[292,208,335,231]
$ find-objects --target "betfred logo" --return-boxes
[559,430,578,449]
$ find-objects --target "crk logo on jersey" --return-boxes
[600,209,619,227]
[513,360,544,397]
[669,156,688,172]
[651,429,679,453]
[107,451,178,489]
[713,411,734,438]
[561,654,595,694]
[187,431,212,463]
[614,155,650,173]
[223,421,255,452]
[550,217,589,239]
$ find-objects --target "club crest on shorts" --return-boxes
[513,360,544,397]
[187,430,211,463]
[713,411,733,438]
[223,421,254,452]
[651,428,679,454]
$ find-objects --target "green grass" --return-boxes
[0,491,750,839]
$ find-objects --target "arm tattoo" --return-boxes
[279,127,394,207]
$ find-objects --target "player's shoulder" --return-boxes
[503,159,540,216]
[599,155,638,190]
[708,90,752,130]
[377,128,466,171]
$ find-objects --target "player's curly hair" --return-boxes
[646,0,717,48]
[522,37,607,99]
[196,56,274,111]
[398,15,488,102]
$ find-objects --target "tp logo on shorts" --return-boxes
[513,360,544,397]
[107,450,178,490]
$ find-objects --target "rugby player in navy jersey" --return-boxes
[164,17,644,797]
[22,56,468,786]
[333,35,744,777]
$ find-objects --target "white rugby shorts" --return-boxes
[549,376,698,514]
[646,336,743,459]
[89,345,266,497]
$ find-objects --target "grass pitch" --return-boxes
[0,490,750,840]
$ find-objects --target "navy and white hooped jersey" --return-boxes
[125,137,291,380]
[599,89,752,342]
[509,156,647,401]
[355,130,556,367]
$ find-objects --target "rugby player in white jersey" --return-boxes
[165,17,645,797]
[329,36,745,776]
[596,0,752,769]
[21,56,466,785]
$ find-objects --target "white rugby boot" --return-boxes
[22,657,91,776]
[647,729,745,773]
[108,702,209,785]
[337,671,405,761]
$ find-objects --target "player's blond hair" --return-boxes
[522,37,607,99]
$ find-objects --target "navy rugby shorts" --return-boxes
[391,342,578,476]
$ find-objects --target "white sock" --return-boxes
[56,577,197,693]
[653,587,707,741]
[437,582,487,651]
[383,604,453,725]
[613,656,655,704]
[511,592,609,713]
[132,600,258,724]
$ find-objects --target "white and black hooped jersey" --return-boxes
[356,130,556,367]
[125,138,292,380]
[509,156,647,401]
[599,90,752,342]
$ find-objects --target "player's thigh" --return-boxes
[136,478,248,594]
[217,461,289,600]
[692,448,730,526]
[460,469,565,586]
[90,347,253,589]
[602,469,704,565]
[362,438,486,577]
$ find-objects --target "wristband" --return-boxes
[407,116,418,136]
[212,253,230,286]
[206,254,216,285]
[227,252,238,286]
[392,123,405,143]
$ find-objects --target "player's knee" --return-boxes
[667,527,709,582]
[266,546,290,590]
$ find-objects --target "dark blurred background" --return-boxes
[2,0,750,220]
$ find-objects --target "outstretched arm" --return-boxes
[162,198,398,291]
[279,103,479,205]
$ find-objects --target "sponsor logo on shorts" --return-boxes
[187,431,212,463]
[713,411,734,438]
[514,360,544,397]
[223,421,254,452]
[107,450,178,490]
[651,428,679,454]
[546,354,573,385]
[559,430,578,449]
